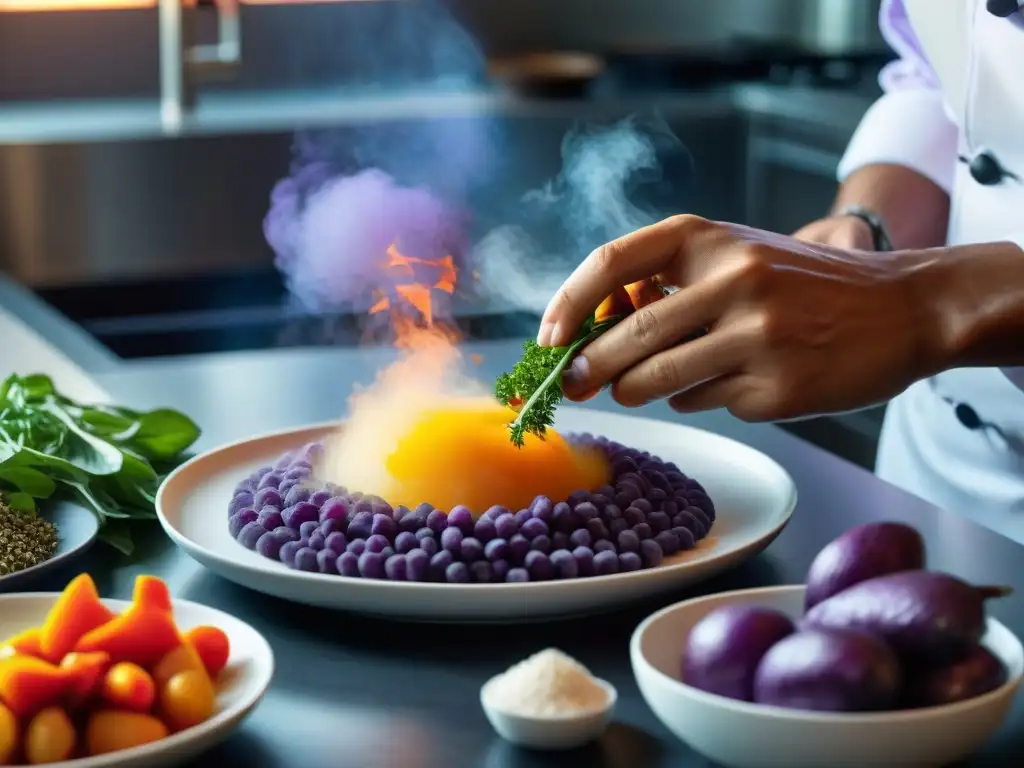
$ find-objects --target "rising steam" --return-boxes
[262,3,690,492]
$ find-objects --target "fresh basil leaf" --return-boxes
[2,491,36,514]
[129,409,201,459]
[57,478,130,519]
[3,445,86,480]
[117,449,158,482]
[0,466,56,497]
[41,402,123,476]
[76,408,136,436]
[18,375,55,402]
[98,522,134,556]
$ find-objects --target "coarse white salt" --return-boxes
[484,648,609,718]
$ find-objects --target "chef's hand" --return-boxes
[538,215,942,421]
[792,214,876,250]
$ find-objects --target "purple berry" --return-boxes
[259,507,284,530]
[494,513,519,539]
[407,549,429,581]
[573,502,599,521]
[655,529,680,555]
[228,493,254,516]
[520,518,549,540]
[257,473,283,491]
[256,532,282,559]
[415,526,434,541]
[346,539,367,556]
[254,488,283,510]
[514,508,532,526]
[325,532,347,553]
[395,531,418,554]
[586,518,610,541]
[440,527,463,552]
[484,505,509,521]
[550,549,579,579]
[318,549,340,574]
[506,568,530,583]
[623,506,645,527]
[594,549,619,575]
[308,532,326,551]
[272,526,300,543]
[471,561,494,583]
[508,534,530,563]
[524,550,553,581]
[299,520,320,539]
[461,537,484,562]
[318,518,343,537]
[426,509,448,533]
[385,554,408,580]
[371,513,399,541]
[619,551,643,572]
[430,550,455,579]
[639,538,664,567]
[420,537,439,557]
[573,546,596,577]
[569,529,592,549]
[279,540,302,567]
[551,504,575,533]
[366,534,389,553]
[448,506,474,535]
[531,497,554,521]
[358,551,386,579]
[319,497,349,523]
[618,529,641,553]
[337,551,360,577]
[492,559,510,581]
[673,526,696,550]
[295,547,319,572]
[602,504,622,521]
[530,535,552,554]
[228,509,255,538]
[552,532,570,551]
[347,511,373,540]
[648,511,671,533]
[307,490,331,508]
[609,518,629,537]
[446,562,471,583]
[484,538,508,562]
[633,522,653,540]
[283,502,320,529]
[237,522,265,549]
[631,498,652,515]
[594,539,616,554]
[474,518,497,543]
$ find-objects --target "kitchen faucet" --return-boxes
[158,0,242,135]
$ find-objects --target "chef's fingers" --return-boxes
[609,329,748,407]
[561,284,720,399]
[666,374,747,414]
[538,215,713,348]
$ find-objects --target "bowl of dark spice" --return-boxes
[0,499,98,591]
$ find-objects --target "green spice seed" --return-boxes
[0,501,59,576]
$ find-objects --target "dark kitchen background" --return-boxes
[0,0,888,468]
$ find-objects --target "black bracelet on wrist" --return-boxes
[836,205,894,252]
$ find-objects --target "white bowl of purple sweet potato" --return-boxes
[630,522,1024,768]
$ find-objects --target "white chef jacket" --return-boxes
[837,0,1024,541]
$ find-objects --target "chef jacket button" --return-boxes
[955,403,983,430]
[969,151,1005,185]
[987,0,1020,16]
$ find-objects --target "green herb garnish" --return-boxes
[0,373,200,555]
[495,315,621,447]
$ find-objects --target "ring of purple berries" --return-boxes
[226,433,715,583]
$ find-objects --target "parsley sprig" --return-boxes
[495,315,621,447]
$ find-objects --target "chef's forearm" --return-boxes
[915,241,1024,371]
[832,164,950,251]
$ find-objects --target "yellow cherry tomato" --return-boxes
[151,643,208,688]
[85,710,168,756]
[0,702,17,764]
[159,670,215,731]
[25,706,76,764]
[101,662,156,713]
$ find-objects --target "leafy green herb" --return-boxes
[495,315,621,447]
[0,374,200,554]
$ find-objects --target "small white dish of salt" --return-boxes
[480,647,617,750]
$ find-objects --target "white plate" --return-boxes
[156,407,797,621]
[0,593,275,768]
[631,585,1024,768]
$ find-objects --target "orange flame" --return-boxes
[369,242,459,347]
